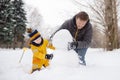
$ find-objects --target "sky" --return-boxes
[23,0,88,27]
[23,0,120,28]
[0,29,120,80]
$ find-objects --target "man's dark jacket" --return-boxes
[58,16,92,48]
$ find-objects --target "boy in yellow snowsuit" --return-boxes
[27,29,55,73]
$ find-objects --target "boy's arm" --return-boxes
[47,43,55,50]
[46,40,55,50]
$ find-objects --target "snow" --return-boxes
[52,29,79,68]
[0,48,120,80]
[52,29,73,50]
[0,30,120,80]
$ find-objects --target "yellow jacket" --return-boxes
[30,39,55,59]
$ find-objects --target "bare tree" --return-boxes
[104,0,119,51]
[91,23,105,48]
[118,13,120,48]
[71,0,120,51]
[23,6,43,47]
[25,6,43,30]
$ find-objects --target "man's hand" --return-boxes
[68,41,78,50]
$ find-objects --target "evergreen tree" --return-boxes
[0,0,7,43]
[0,0,27,48]
[0,0,14,47]
[12,0,26,48]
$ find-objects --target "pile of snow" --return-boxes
[51,50,79,68]
[52,29,79,67]
[52,29,73,50]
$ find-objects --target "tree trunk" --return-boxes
[112,0,119,49]
[104,0,119,51]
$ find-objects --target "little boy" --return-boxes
[27,28,55,73]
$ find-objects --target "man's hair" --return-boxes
[76,11,89,21]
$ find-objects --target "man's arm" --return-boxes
[50,20,69,39]
[77,24,92,48]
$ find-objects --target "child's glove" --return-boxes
[48,38,52,46]
[22,47,28,52]
[48,38,56,50]
[45,54,53,60]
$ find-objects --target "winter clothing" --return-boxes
[28,29,55,73]
[70,41,78,49]
[30,39,55,70]
[59,16,92,48]
[45,54,53,60]
[74,48,88,65]
[26,28,33,33]
[28,30,41,42]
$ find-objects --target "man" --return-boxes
[54,11,92,65]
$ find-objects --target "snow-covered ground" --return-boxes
[0,48,120,80]
[0,29,120,80]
